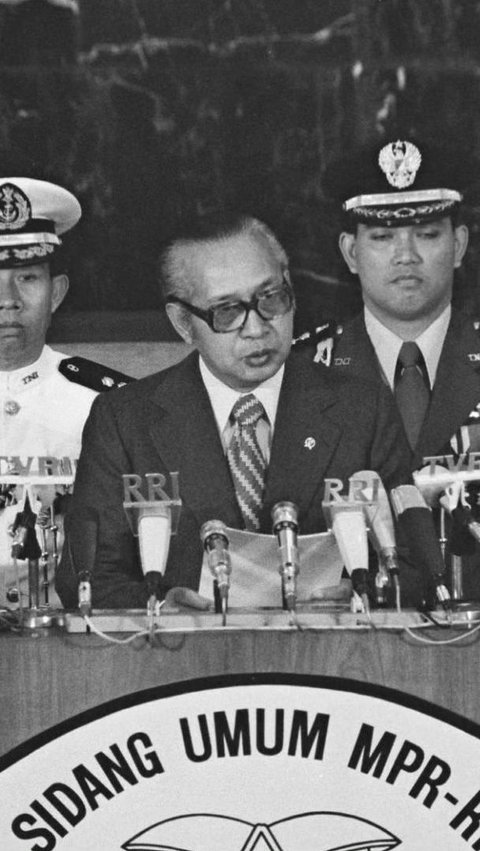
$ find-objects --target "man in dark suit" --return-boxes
[300,138,480,600]
[56,214,410,610]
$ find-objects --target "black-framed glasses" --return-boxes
[167,279,294,333]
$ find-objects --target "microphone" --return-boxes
[78,570,92,618]
[323,498,370,612]
[439,481,480,601]
[414,465,480,600]
[10,494,42,610]
[137,505,172,605]
[200,520,231,624]
[440,481,480,547]
[271,501,299,612]
[349,471,400,606]
[414,462,480,505]
[390,484,451,609]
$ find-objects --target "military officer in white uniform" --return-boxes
[0,177,131,610]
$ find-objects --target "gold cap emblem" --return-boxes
[378,140,422,189]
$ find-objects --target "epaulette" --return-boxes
[58,357,134,392]
[292,321,342,366]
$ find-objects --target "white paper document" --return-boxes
[199,526,344,608]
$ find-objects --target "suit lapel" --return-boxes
[334,314,388,384]
[260,357,344,527]
[415,311,480,464]
[147,353,242,528]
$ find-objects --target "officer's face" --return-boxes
[166,232,294,391]
[339,218,468,326]
[0,264,68,369]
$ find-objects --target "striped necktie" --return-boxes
[227,393,267,531]
[394,341,430,449]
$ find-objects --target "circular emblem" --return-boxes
[4,399,20,416]
[0,183,31,231]
[304,436,316,450]
[378,140,422,189]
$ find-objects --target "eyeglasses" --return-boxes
[167,279,294,333]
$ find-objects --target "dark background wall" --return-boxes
[0,0,479,340]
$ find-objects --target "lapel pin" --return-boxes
[304,437,316,450]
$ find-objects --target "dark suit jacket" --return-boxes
[332,310,480,468]
[56,351,411,609]
[331,309,480,600]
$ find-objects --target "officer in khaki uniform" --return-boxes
[0,177,131,608]
[295,138,480,602]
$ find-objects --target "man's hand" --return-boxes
[310,578,352,602]
[165,587,212,610]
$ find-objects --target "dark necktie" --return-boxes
[394,341,430,449]
[227,393,267,531]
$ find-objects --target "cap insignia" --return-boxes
[0,183,31,231]
[378,140,422,189]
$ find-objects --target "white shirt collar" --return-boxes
[364,304,451,389]
[199,356,284,436]
[0,345,58,393]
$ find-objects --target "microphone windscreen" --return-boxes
[331,507,369,575]
[271,501,298,531]
[200,519,229,547]
[350,470,396,553]
[391,485,445,581]
[138,513,171,576]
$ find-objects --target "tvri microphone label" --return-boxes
[1,676,480,850]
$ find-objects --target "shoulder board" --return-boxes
[58,357,134,392]
[292,321,342,366]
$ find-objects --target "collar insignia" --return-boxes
[0,183,31,231]
[22,371,39,385]
[314,338,334,366]
[468,352,480,362]
[378,140,422,189]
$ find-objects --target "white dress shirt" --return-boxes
[199,357,284,463]
[364,304,451,390]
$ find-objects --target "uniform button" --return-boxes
[4,399,21,415]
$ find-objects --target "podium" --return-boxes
[1,606,480,758]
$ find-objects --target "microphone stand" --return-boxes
[200,520,231,626]
[10,494,64,631]
[439,485,480,623]
[146,575,159,644]
[271,502,299,615]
